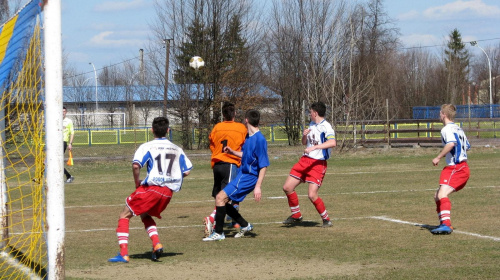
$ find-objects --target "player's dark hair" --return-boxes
[63,106,67,110]
[245,109,260,127]
[222,102,236,121]
[310,102,326,117]
[152,117,169,138]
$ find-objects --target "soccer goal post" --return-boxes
[0,1,52,279]
[44,0,65,279]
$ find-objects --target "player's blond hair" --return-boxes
[441,104,456,121]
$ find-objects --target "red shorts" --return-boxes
[126,185,173,219]
[439,161,470,191]
[289,156,327,186]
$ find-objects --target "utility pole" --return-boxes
[163,39,173,117]
[139,48,144,85]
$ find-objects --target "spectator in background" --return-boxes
[63,106,75,183]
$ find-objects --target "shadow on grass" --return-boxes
[417,224,439,233]
[281,221,320,228]
[225,231,258,238]
[130,251,183,262]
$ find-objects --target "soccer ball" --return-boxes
[189,56,205,69]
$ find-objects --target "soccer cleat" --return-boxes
[66,176,74,183]
[203,217,213,238]
[283,215,303,225]
[151,243,163,261]
[234,223,253,238]
[108,253,130,263]
[322,219,333,227]
[203,231,225,241]
[430,224,453,235]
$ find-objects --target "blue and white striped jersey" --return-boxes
[441,123,471,166]
[133,138,193,192]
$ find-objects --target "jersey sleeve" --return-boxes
[256,134,270,169]
[323,122,335,141]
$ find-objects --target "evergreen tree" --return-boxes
[444,28,469,104]
[172,7,252,148]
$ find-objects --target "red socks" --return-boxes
[313,197,330,221]
[142,216,160,246]
[116,218,130,256]
[437,197,452,226]
[286,192,301,218]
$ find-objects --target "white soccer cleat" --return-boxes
[234,223,253,238]
[203,232,225,241]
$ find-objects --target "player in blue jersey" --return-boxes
[109,117,193,262]
[430,104,470,235]
[282,101,336,227]
[203,109,270,241]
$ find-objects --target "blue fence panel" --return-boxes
[413,104,500,119]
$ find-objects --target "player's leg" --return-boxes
[431,185,455,234]
[141,213,163,260]
[308,183,332,227]
[431,164,469,235]
[282,175,303,224]
[203,190,230,241]
[63,142,73,182]
[226,164,240,228]
[108,206,133,263]
[204,164,225,237]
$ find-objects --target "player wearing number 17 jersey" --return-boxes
[109,117,192,263]
[430,104,470,235]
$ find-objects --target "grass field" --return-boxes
[63,144,500,280]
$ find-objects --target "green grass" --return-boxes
[62,144,500,279]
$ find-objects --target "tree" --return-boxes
[444,29,469,104]
[150,0,261,149]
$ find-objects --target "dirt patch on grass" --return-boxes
[66,258,376,280]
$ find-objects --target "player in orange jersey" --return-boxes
[203,102,247,237]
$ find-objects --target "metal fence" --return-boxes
[70,119,499,147]
[413,104,500,119]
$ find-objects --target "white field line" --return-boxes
[64,185,500,208]
[64,216,368,233]
[370,216,500,242]
[64,215,500,243]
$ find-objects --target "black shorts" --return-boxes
[212,162,238,198]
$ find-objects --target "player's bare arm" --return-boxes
[253,167,267,202]
[305,139,336,154]
[183,171,191,177]
[302,129,311,145]
[432,142,455,166]
[132,163,141,188]
[223,146,242,158]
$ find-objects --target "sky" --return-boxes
[46,0,500,78]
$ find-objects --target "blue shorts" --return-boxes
[222,172,258,203]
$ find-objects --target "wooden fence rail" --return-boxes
[334,118,500,147]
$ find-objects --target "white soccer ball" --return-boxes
[189,56,205,69]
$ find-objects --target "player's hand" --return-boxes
[432,157,440,166]
[254,186,262,202]
[304,146,316,154]
[223,146,233,154]
[303,129,311,136]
